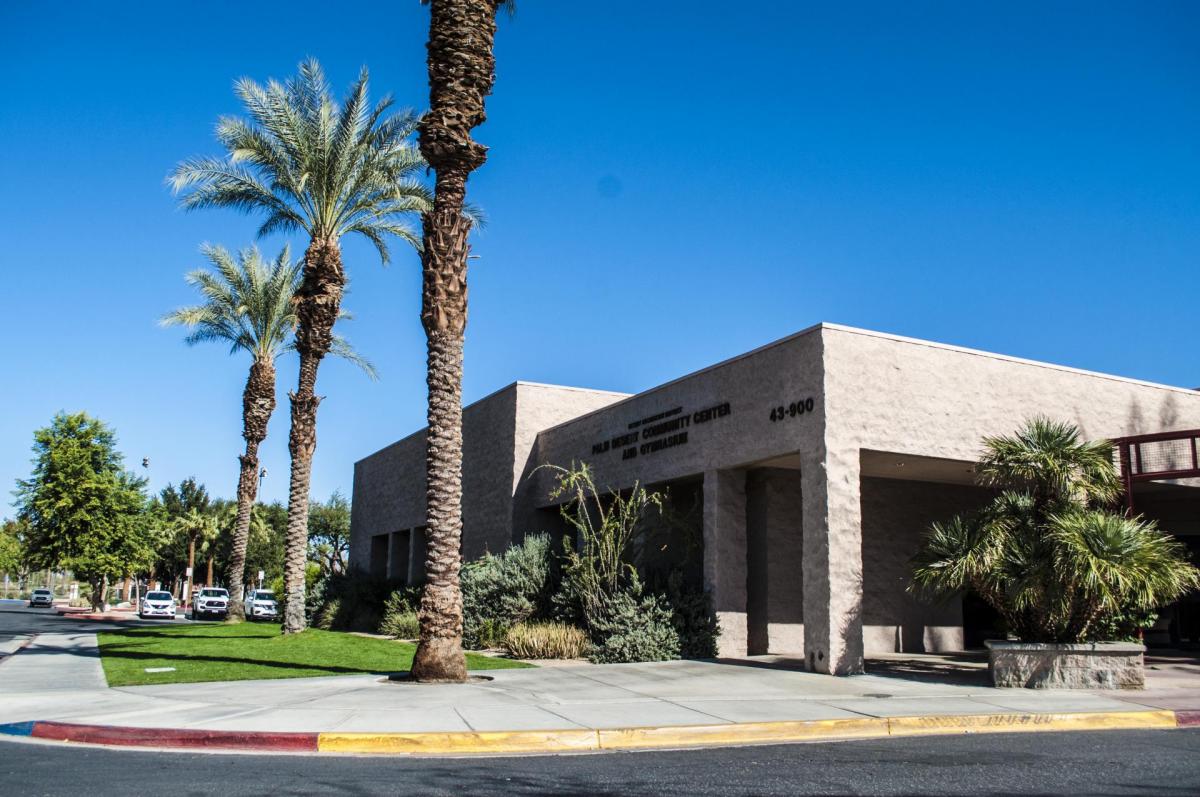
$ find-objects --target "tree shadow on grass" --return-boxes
[100,647,409,677]
[103,631,294,641]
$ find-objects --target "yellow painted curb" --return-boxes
[318,729,599,755]
[597,717,890,750]
[887,710,1178,737]
[315,710,1179,756]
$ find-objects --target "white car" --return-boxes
[245,589,278,621]
[28,588,54,608]
[192,588,229,620]
[139,591,177,619]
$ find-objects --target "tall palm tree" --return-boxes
[410,0,513,682]
[170,60,427,633]
[162,244,375,620]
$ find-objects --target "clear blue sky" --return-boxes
[2,2,1198,510]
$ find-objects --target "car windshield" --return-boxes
[33,589,51,595]
[255,591,275,600]
[200,589,227,597]
[146,592,173,601]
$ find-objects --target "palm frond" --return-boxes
[172,59,435,263]
[162,244,300,361]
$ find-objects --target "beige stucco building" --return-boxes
[349,324,1200,675]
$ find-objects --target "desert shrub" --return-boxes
[462,534,554,648]
[586,583,680,663]
[313,597,341,630]
[545,463,687,663]
[378,587,422,638]
[380,609,419,639]
[662,570,720,659]
[306,572,400,633]
[504,621,591,659]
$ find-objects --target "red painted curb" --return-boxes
[29,721,318,752]
[1175,711,1200,728]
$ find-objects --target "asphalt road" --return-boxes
[3,601,1199,795]
[0,729,1197,796]
[0,599,198,636]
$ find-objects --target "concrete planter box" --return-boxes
[985,640,1145,689]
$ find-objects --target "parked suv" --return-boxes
[139,590,177,620]
[244,589,278,621]
[28,588,53,608]
[192,588,229,620]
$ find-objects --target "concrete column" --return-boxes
[801,446,864,675]
[703,468,748,657]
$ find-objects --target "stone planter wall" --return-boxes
[985,641,1145,689]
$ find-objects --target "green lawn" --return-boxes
[97,622,531,687]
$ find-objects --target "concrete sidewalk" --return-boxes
[1,630,1197,754]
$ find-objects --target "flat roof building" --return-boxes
[349,323,1200,674]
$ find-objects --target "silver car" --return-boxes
[245,589,278,620]
[28,588,53,608]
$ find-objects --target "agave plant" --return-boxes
[912,417,1199,642]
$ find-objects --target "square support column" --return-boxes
[801,447,864,675]
[703,468,748,657]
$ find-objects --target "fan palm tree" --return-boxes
[170,60,427,632]
[162,244,374,620]
[912,417,1200,642]
[409,0,513,683]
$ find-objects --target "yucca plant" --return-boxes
[171,60,428,632]
[162,244,373,619]
[912,417,1199,642]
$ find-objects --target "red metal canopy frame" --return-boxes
[1111,429,1200,514]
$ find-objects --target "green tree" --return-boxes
[411,0,513,683]
[171,59,428,633]
[16,413,155,611]
[161,244,373,619]
[308,491,351,578]
[912,417,1200,642]
[0,519,27,592]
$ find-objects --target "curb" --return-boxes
[0,709,1188,756]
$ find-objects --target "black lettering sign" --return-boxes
[587,401,733,459]
[768,397,815,423]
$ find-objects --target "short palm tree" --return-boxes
[162,244,373,620]
[170,60,427,632]
[912,417,1200,642]
[410,0,513,683]
[170,507,220,604]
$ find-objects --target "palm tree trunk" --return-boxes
[227,358,276,620]
[410,0,502,683]
[281,237,345,634]
[186,534,196,604]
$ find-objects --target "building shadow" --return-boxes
[863,652,989,687]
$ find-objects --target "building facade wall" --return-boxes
[860,477,990,655]
[350,323,1200,671]
[349,382,625,576]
